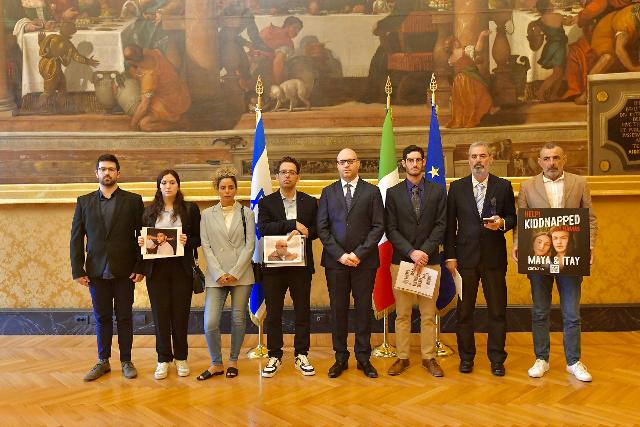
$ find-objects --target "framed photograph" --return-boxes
[263,235,305,267]
[141,227,184,259]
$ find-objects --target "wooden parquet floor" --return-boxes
[0,332,638,427]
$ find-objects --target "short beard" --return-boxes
[100,178,117,187]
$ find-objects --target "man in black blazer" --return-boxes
[70,154,145,381]
[317,148,385,378]
[258,156,318,378]
[385,145,447,377]
[444,141,516,376]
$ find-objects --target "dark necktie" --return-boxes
[345,183,353,211]
[411,186,420,217]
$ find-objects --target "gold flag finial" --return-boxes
[256,75,264,111]
[385,76,392,111]
[429,74,438,108]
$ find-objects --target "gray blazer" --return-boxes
[200,202,256,287]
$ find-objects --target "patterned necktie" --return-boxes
[476,182,486,216]
[411,186,420,217]
[345,183,353,211]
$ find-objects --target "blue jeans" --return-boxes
[204,285,252,365]
[528,274,583,365]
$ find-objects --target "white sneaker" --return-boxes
[566,361,592,382]
[261,357,281,378]
[154,362,169,380]
[175,359,190,377]
[294,354,316,376]
[527,359,550,378]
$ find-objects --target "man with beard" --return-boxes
[384,145,447,377]
[70,154,145,381]
[513,143,598,382]
[444,141,516,377]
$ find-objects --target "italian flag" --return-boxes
[373,109,399,318]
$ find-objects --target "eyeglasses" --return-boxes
[404,158,424,164]
[278,170,298,176]
[337,159,358,166]
[98,167,117,173]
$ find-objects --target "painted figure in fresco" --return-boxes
[123,44,191,131]
[3,0,77,47]
[259,16,304,85]
[573,3,640,104]
[528,0,576,101]
[218,0,272,91]
[445,31,497,129]
[38,20,100,109]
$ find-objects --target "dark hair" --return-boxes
[214,167,238,189]
[402,144,424,161]
[123,44,143,62]
[549,226,575,256]
[277,156,301,174]
[535,0,553,13]
[283,16,303,29]
[96,154,120,171]
[143,169,187,224]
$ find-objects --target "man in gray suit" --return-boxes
[513,143,598,382]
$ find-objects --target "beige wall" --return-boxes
[1,177,639,309]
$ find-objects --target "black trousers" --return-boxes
[325,267,376,363]
[89,276,135,362]
[263,267,312,359]
[456,265,508,364]
[146,258,193,362]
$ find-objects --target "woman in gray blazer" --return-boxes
[197,168,255,380]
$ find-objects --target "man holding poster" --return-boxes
[513,143,598,382]
[384,145,447,377]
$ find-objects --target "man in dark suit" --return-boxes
[258,156,318,378]
[317,148,385,378]
[444,141,516,377]
[385,145,447,377]
[70,154,145,381]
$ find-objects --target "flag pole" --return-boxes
[430,74,454,358]
[372,76,397,358]
[247,75,268,359]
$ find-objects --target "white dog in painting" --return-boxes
[269,79,311,112]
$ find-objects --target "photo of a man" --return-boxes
[267,239,298,261]
[142,227,182,259]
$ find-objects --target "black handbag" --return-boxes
[240,206,263,282]
[192,249,205,294]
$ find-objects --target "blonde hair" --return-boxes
[213,166,239,189]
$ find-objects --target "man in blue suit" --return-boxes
[317,148,385,378]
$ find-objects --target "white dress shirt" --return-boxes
[543,173,565,208]
[340,176,360,196]
[281,190,297,220]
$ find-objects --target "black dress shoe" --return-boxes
[459,360,474,374]
[356,360,378,378]
[491,362,505,377]
[328,360,348,378]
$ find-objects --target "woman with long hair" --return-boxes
[197,167,255,380]
[138,169,201,380]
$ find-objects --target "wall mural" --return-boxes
[1,0,637,134]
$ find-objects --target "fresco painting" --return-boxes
[1,0,638,132]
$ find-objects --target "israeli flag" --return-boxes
[249,110,272,323]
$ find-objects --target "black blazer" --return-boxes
[317,178,385,269]
[444,174,517,270]
[140,201,202,278]
[385,178,447,265]
[70,188,144,279]
[258,190,318,273]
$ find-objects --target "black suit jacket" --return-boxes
[444,174,517,270]
[317,178,385,269]
[70,188,144,279]
[140,201,202,277]
[385,177,447,265]
[258,190,318,273]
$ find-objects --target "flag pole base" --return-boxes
[372,341,397,358]
[435,340,454,357]
[246,343,269,359]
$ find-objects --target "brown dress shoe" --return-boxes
[387,358,410,376]
[422,358,444,377]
